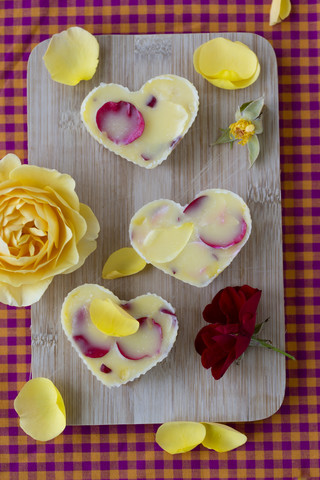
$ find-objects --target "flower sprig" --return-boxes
[212,96,265,167]
[195,285,295,380]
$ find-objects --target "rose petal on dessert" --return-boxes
[156,422,206,454]
[43,27,99,86]
[89,297,139,337]
[116,317,162,360]
[197,38,258,80]
[142,223,194,263]
[201,422,247,452]
[269,0,291,26]
[102,247,146,279]
[72,334,111,358]
[96,101,145,145]
[199,218,247,249]
[183,195,209,214]
[14,378,66,442]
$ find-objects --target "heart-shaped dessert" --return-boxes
[61,284,178,387]
[80,74,199,169]
[129,189,252,287]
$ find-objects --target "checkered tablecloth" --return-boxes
[0,1,319,479]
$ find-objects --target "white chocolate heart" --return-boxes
[80,75,199,169]
[130,189,252,287]
[61,284,178,387]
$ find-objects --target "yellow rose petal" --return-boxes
[193,44,202,74]
[205,77,239,90]
[102,247,146,280]
[143,222,194,264]
[205,61,260,90]
[156,422,206,455]
[197,37,258,80]
[201,423,247,452]
[62,203,100,275]
[14,378,66,442]
[232,61,261,88]
[0,153,21,183]
[89,297,139,337]
[270,0,291,26]
[0,277,53,307]
[43,26,99,86]
[12,164,79,210]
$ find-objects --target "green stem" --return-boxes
[253,338,296,361]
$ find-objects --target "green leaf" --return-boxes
[247,134,260,167]
[253,117,263,135]
[211,127,236,146]
[241,96,264,121]
[239,101,252,113]
[235,106,242,121]
[254,317,269,335]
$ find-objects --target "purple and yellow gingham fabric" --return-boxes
[0,1,319,479]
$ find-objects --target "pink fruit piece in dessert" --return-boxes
[170,136,182,149]
[73,334,110,358]
[121,302,132,311]
[100,364,112,374]
[146,95,157,108]
[116,317,162,360]
[73,306,87,329]
[96,101,145,145]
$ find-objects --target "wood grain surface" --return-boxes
[28,33,285,425]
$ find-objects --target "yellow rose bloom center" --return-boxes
[229,119,255,146]
[1,197,49,260]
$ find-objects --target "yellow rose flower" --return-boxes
[0,154,100,307]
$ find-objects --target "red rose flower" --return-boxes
[195,285,262,380]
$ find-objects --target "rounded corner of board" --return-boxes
[253,33,278,61]
[27,39,50,70]
[252,380,287,422]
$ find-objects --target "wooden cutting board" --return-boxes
[28,33,285,425]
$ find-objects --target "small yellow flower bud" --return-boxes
[245,124,255,133]
[229,119,255,145]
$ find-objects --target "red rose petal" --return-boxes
[239,290,262,336]
[235,335,251,358]
[218,287,247,323]
[238,284,260,301]
[194,329,207,355]
[96,101,145,145]
[211,352,236,380]
[212,323,240,336]
[204,340,237,380]
[202,289,226,324]
[201,343,234,371]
